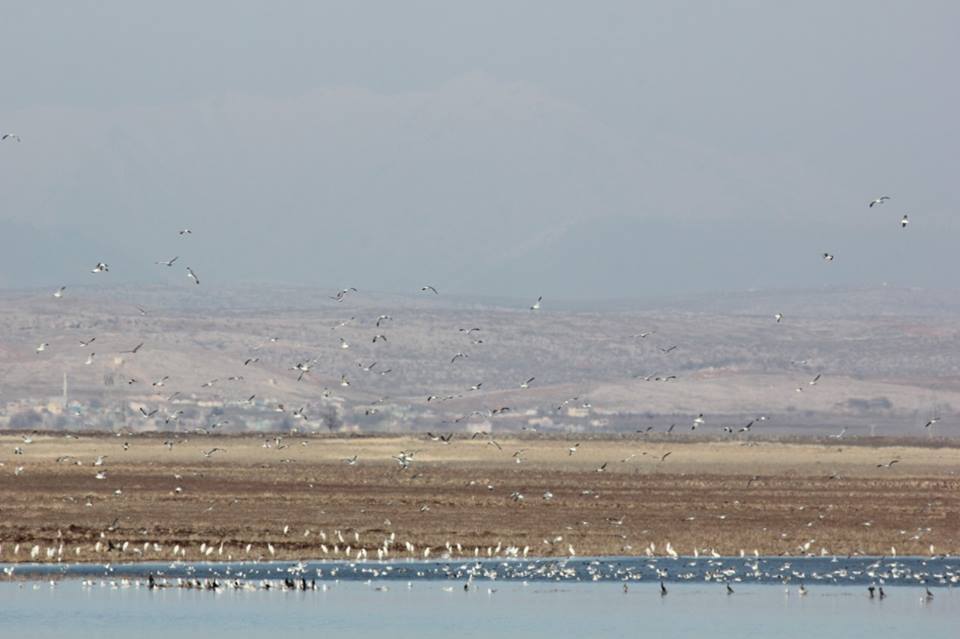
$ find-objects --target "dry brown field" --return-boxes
[0,433,957,562]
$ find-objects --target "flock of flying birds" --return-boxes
[17,182,939,457]
[1,139,936,454]
[8,182,935,501]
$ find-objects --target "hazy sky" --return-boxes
[1,1,957,299]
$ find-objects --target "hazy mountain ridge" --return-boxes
[0,285,957,436]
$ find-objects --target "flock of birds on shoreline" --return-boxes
[2,554,955,604]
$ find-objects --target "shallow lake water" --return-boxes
[1,557,956,638]
[1,580,956,639]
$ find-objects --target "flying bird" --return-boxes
[52,286,66,299]
[179,228,192,235]
[1,133,21,142]
[186,267,200,285]
[292,361,312,381]
[901,214,909,229]
[869,196,891,208]
[822,253,834,262]
[877,459,899,468]
[530,296,542,311]
[450,352,468,364]
[420,285,439,295]
[91,262,109,273]
[520,377,536,389]
[155,256,179,267]
[774,312,783,323]
[36,342,49,354]
[202,448,225,458]
[330,287,358,302]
